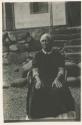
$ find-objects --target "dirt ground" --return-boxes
[3,87,27,121]
[3,87,80,121]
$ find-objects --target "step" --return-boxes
[55,33,81,40]
[54,38,80,43]
[64,46,81,53]
[53,42,65,47]
[65,52,81,55]
[54,39,80,44]
[65,45,80,48]
[54,26,81,34]
[65,49,81,53]
[67,76,80,87]
[54,39,81,48]
[66,39,81,45]
[65,53,81,63]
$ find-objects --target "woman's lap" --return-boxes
[27,86,75,119]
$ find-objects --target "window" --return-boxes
[30,2,48,14]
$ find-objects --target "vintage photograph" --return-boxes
[2,1,81,122]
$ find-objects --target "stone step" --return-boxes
[65,52,81,55]
[65,45,80,48]
[54,38,81,47]
[64,46,81,53]
[10,26,81,42]
[67,76,80,87]
[65,53,81,63]
[67,39,81,45]
[54,40,67,43]
[65,62,80,77]
[54,38,80,43]
[54,33,80,40]
[54,26,81,34]
[65,49,80,53]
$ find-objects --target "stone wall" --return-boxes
[3,26,81,64]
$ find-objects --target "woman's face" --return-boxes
[40,36,52,51]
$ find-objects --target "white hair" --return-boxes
[40,33,52,42]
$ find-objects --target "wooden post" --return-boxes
[49,2,53,35]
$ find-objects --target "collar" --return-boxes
[42,48,53,55]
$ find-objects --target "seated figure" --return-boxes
[26,33,76,120]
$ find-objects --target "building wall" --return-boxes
[14,2,66,29]
[52,2,66,26]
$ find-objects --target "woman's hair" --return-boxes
[40,33,52,42]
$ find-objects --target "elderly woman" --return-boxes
[26,33,75,120]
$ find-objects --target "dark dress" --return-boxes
[26,49,75,119]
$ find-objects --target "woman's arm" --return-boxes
[32,68,41,89]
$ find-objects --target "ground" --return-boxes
[3,87,27,121]
[3,87,80,121]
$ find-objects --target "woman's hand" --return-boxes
[52,78,62,88]
[35,80,41,89]
[35,75,41,89]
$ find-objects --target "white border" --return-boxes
[0,0,82,125]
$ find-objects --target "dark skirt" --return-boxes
[26,84,75,119]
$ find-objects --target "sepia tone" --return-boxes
[2,1,81,122]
